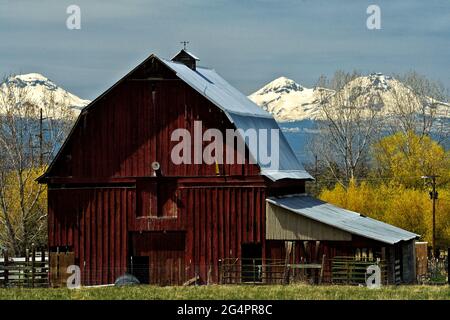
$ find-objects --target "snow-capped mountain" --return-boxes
[341,73,449,119]
[248,76,327,122]
[249,73,449,122]
[0,73,90,119]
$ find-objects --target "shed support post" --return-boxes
[401,241,416,284]
[385,246,395,284]
[319,254,325,285]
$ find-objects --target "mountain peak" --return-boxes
[1,73,90,118]
[362,72,394,91]
[14,73,50,82]
[249,76,321,122]
[271,76,296,85]
[255,76,304,95]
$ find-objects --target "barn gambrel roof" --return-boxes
[40,53,313,182]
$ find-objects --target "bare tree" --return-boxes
[311,71,383,187]
[0,75,75,255]
[388,71,450,144]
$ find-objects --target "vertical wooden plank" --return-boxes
[248,188,254,243]
[255,189,261,243]
[93,189,99,285]
[184,189,193,280]
[194,188,201,281]
[260,189,264,243]
[102,189,109,284]
[114,189,120,280]
[85,191,91,285]
[79,191,85,284]
[236,188,242,259]
[205,188,211,277]
[224,188,230,259]
[109,189,115,283]
[213,188,220,281]
[218,188,224,261]
[120,189,127,274]
[73,191,79,264]
[95,189,101,285]
[54,194,60,247]
[199,188,205,282]
[242,188,248,244]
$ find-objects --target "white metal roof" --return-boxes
[171,49,200,61]
[266,194,419,244]
[160,58,313,181]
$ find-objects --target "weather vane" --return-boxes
[180,41,189,50]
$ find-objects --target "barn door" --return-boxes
[130,232,185,285]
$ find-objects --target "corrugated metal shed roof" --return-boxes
[161,58,313,181]
[266,195,419,244]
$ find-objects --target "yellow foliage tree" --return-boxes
[372,131,450,188]
[0,167,48,254]
[320,177,450,248]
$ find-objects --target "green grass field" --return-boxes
[0,284,449,300]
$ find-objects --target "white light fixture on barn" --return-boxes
[152,161,162,177]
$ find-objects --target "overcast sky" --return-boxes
[1,0,449,100]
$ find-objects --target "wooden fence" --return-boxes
[331,256,389,285]
[219,256,325,285]
[0,246,49,288]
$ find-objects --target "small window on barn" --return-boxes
[136,180,178,218]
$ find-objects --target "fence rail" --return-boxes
[219,257,325,285]
[0,247,49,288]
[331,256,388,285]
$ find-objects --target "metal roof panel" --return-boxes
[266,195,419,244]
[160,58,313,181]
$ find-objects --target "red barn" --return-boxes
[39,50,418,286]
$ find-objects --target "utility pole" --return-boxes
[35,108,49,167]
[422,175,439,257]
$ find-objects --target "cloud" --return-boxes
[0,0,449,99]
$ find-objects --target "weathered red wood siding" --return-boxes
[48,187,134,285]
[131,232,186,285]
[48,79,260,179]
[48,184,267,285]
[180,186,266,283]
